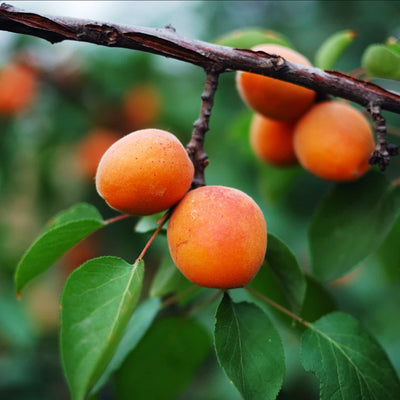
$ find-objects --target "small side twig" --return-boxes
[186,68,220,188]
[368,102,399,171]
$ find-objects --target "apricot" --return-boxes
[95,128,194,215]
[250,113,298,166]
[167,185,267,289]
[0,62,37,115]
[77,128,122,178]
[123,84,162,129]
[236,44,316,121]
[293,101,375,181]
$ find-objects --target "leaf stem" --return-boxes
[245,286,310,328]
[136,210,170,261]
[105,213,131,225]
[161,285,200,309]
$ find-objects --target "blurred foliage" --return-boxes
[1,1,400,399]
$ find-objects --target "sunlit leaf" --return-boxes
[15,203,105,293]
[61,256,144,400]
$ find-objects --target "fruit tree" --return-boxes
[1,2,400,400]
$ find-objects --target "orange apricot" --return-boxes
[0,62,37,115]
[123,84,162,129]
[250,113,298,166]
[77,128,122,178]
[293,101,375,181]
[95,128,194,215]
[167,185,267,289]
[236,44,316,121]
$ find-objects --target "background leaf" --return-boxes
[15,203,105,293]
[301,311,400,400]
[60,256,144,400]
[265,234,306,314]
[90,297,161,395]
[309,171,400,281]
[315,29,356,70]
[114,316,211,400]
[214,293,285,400]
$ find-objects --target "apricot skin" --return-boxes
[236,44,316,121]
[250,113,298,166]
[95,129,194,216]
[293,101,375,182]
[167,185,267,289]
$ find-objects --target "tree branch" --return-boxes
[2,3,400,115]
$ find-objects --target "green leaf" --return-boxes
[115,316,210,400]
[315,29,356,70]
[362,44,400,80]
[301,311,400,400]
[60,256,144,400]
[309,171,400,281]
[91,297,161,395]
[135,212,166,234]
[215,27,292,49]
[265,234,306,314]
[15,203,105,293]
[149,252,193,298]
[214,293,285,400]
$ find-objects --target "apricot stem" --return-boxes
[186,69,220,188]
[246,286,310,328]
[104,213,131,225]
[136,210,170,261]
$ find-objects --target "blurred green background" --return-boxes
[1,1,400,399]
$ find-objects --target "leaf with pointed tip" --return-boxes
[309,171,400,282]
[214,293,285,400]
[301,311,400,400]
[15,203,105,293]
[60,256,144,400]
[90,297,161,395]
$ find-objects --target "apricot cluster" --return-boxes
[237,44,375,181]
[95,128,267,289]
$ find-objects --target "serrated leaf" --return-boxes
[301,311,400,400]
[265,234,306,314]
[315,29,356,70]
[309,171,400,281]
[91,297,161,395]
[362,44,400,80]
[15,203,105,293]
[60,256,144,400]
[214,293,285,400]
[149,252,193,298]
[115,316,210,400]
[215,27,292,49]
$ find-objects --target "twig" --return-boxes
[2,3,400,114]
[186,69,220,187]
[368,102,399,170]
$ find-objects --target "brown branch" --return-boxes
[2,3,400,115]
[186,69,220,188]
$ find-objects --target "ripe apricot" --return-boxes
[123,84,161,129]
[95,128,194,215]
[236,44,316,121]
[77,128,122,178]
[167,185,267,289]
[0,62,37,115]
[293,101,375,181]
[250,113,298,166]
